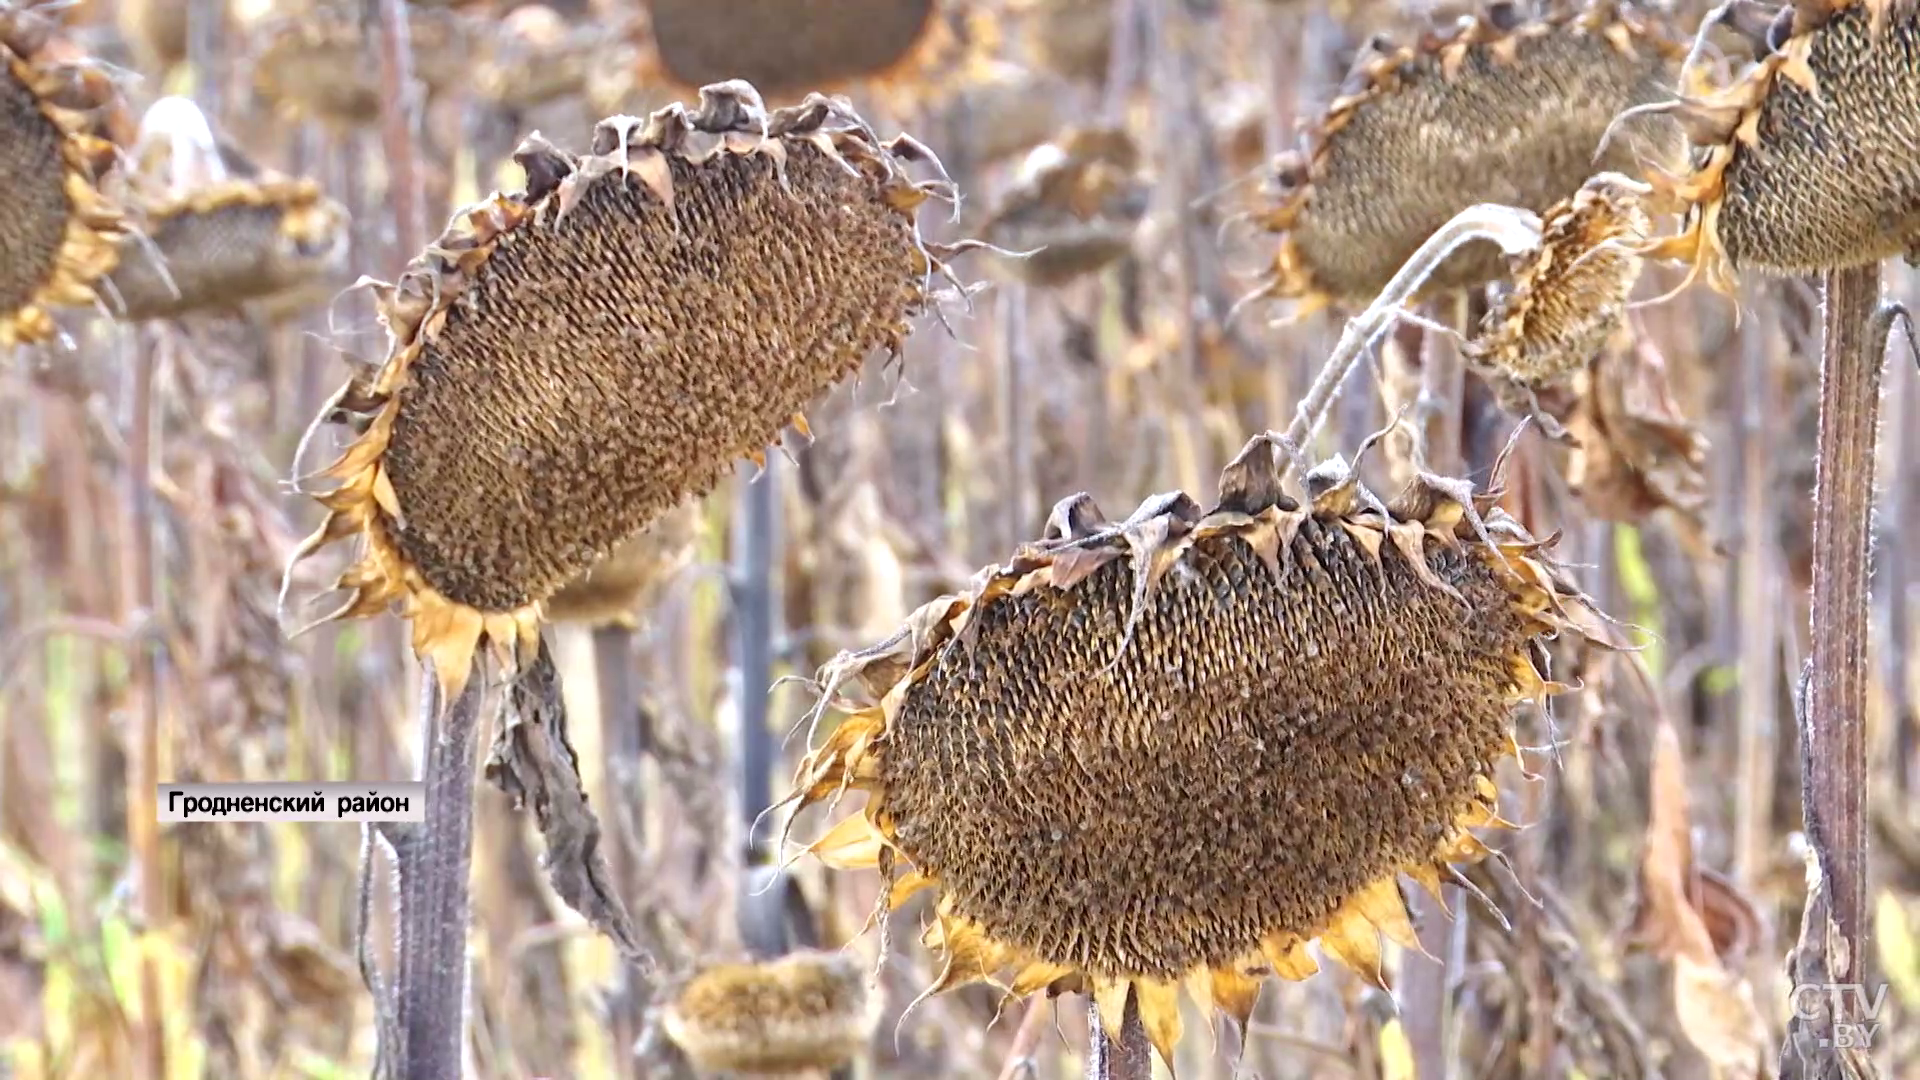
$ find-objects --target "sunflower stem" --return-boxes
[1782,263,1900,1079]
[1272,204,1541,478]
[1086,995,1152,1080]
[381,656,483,1080]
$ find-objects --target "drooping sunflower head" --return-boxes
[107,161,349,323]
[1639,0,1920,295]
[1466,171,1651,397]
[629,0,993,111]
[249,2,475,126]
[980,127,1148,286]
[1254,0,1686,318]
[543,500,701,628]
[660,949,879,1075]
[784,431,1616,1066]
[283,82,971,703]
[1008,0,1113,84]
[0,1,127,346]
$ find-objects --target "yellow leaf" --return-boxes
[1874,890,1920,1012]
[1378,1018,1416,1080]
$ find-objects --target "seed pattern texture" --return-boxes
[1643,0,1920,292]
[1255,0,1684,317]
[787,432,1613,1067]
[0,3,126,345]
[286,83,968,704]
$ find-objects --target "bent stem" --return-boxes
[1783,263,1898,1080]
[1272,204,1542,477]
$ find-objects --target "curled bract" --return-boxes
[0,2,127,346]
[783,429,1617,1068]
[1253,0,1685,318]
[660,949,878,1074]
[284,82,973,705]
[1640,0,1920,295]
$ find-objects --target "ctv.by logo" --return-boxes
[1787,983,1889,1049]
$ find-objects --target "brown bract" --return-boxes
[1466,172,1651,389]
[286,82,970,704]
[1641,0,1920,294]
[250,3,474,125]
[632,0,991,109]
[660,950,878,1074]
[543,500,701,627]
[785,431,1616,1068]
[1254,0,1685,319]
[980,127,1148,286]
[107,177,349,321]
[0,2,127,346]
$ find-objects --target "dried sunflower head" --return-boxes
[660,949,878,1074]
[1255,0,1686,317]
[784,431,1614,1067]
[285,83,970,703]
[981,127,1148,286]
[544,500,701,627]
[250,2,474,126]
[1466,172,1651,395]
[108,121,348,322]
[0,1,127,346]
[631,0,990,110]
[1641,0,1920,293]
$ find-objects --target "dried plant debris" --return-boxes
[543,500,700,627]
[107,176,349,322]
[250,2,474,125]
[661,949,879,1074]
[0,2,126,346]
[475,4,602,109]
[980,127,1148,286]
[1466,173,1651,428]
[1561,338,1710,525]
[784,431,1615,1068]
[1642,0,1920,293]
[634,0,984,106]
[1255,0,1686,317]
[287,83,970,704]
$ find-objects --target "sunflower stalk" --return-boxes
[367,0,425,264]
[376,656,483,1080]
[733,462,780,859]
[1783,265,1903,1079]
[1086,997,1153,1080]
[1273,204,1541,478]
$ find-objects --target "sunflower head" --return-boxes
[0,1,127,346]
[543,500,701,628]
[784,430,1616,1067]
[1008,0,1113,84]
[1639,0,1920,294]
[474,4,599,109]
[981,126,1148,286]
[284,82,970,704]
[660,949,878,1075]
[1466,172,1651,393]
[250,2,475,125]
[632,0,991,111]
[1254,0,1685,318]
[108,175,349,323]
